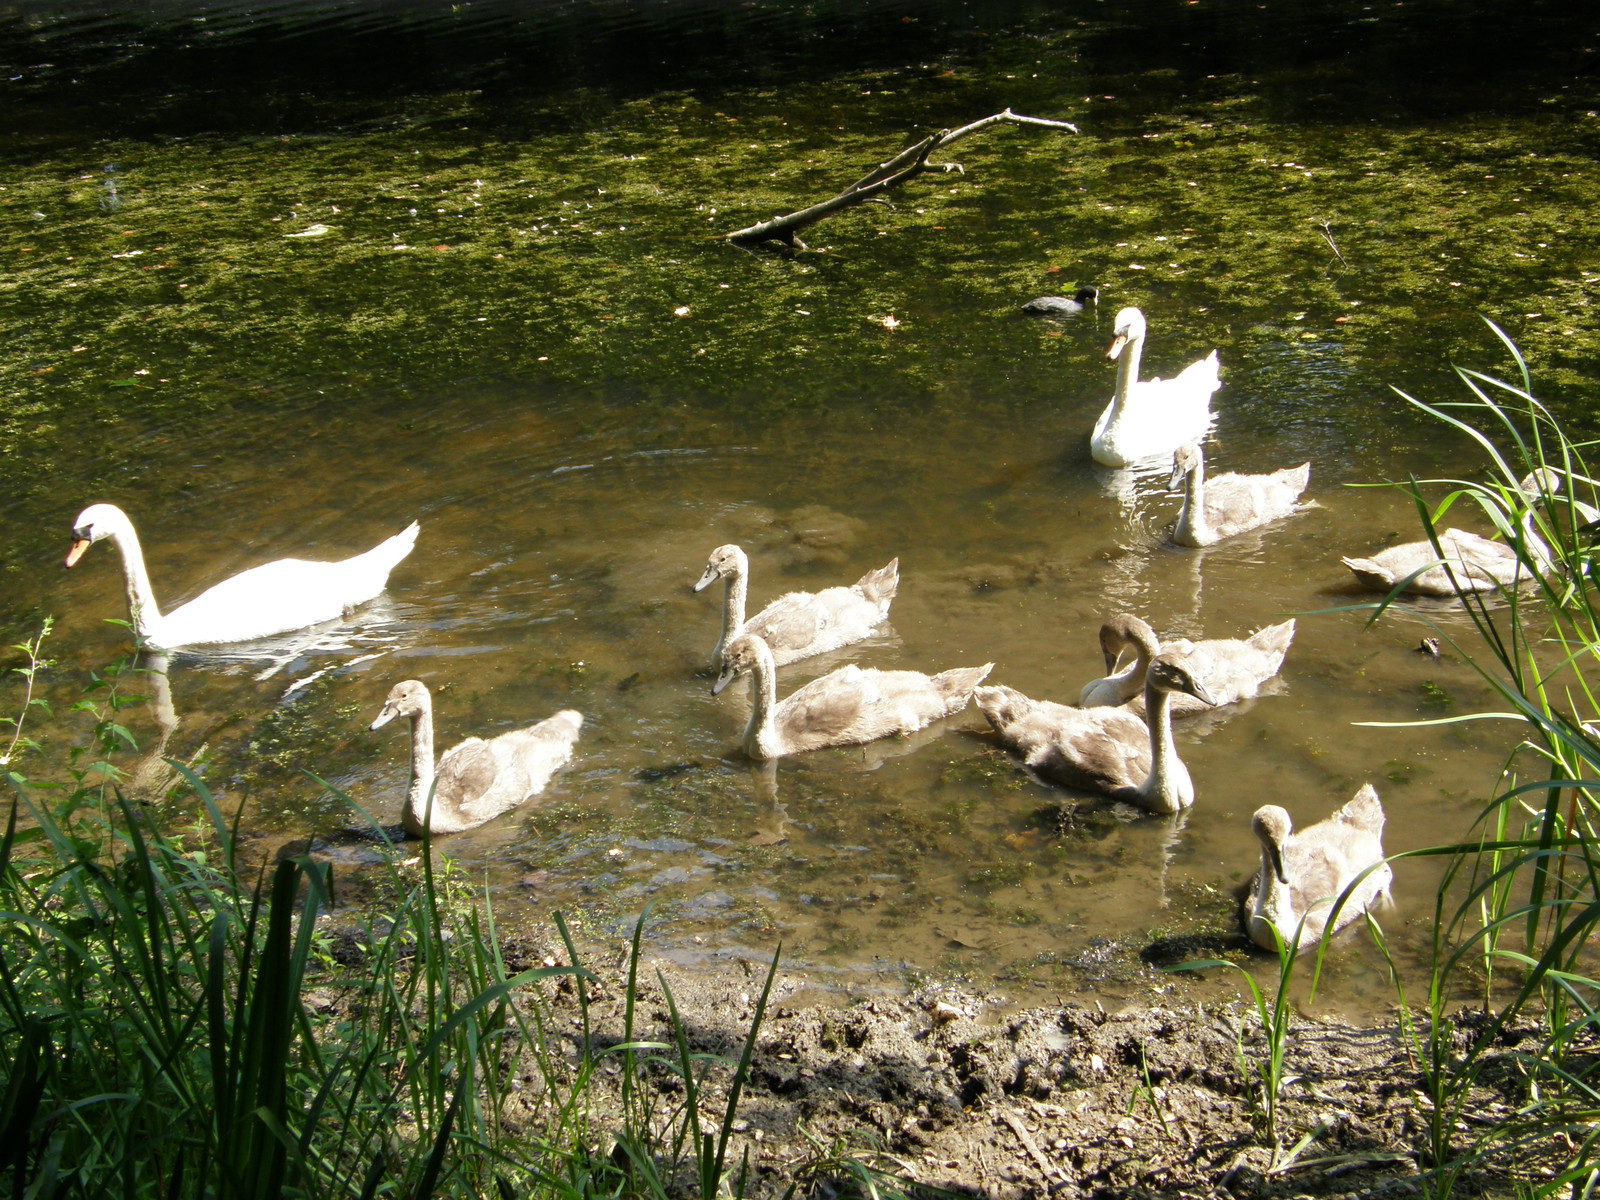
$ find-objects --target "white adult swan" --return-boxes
[1169,442,1310,547]
[1090,307,1220,467]
[976,648,1215,815]
[1078,613,1295,715]
[694,544,898,670]
[65,503,418,649]
[1245,784,1392,953]
[711,631,990,760]
[369,679,583,837]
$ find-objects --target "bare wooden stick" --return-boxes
[725,108,1079,248]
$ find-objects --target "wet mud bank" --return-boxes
[409,924,1540,1198]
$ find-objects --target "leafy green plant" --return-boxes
[1347,321,1600,1197]
[1172,921,1304,1169]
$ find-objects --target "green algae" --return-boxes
[5,31,1599,537]
[5,7,1600,996]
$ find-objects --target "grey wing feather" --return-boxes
[746,593,829,655]
[777,669,874,750]
[1030,712,1148,792]
[437,739,501,807]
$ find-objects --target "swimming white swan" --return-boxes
[369,679,583,837]
[711,631,990,760]
[1090,307,1220,467]
[1078,613,1295,715]
[694,544,898,670]
[976,648,1215,814]
[1169,442,1310,547]
[65,503,418,649]
[1245,784,1392,953]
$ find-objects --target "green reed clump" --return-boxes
[1354,320,1600,1198]
[0,634,826,1199]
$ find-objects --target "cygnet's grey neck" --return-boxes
[1175,455,1210,544]
[404,697,438,813]
[721,565,749,652]
[1134,681,1187,813]
[741,638,780,757]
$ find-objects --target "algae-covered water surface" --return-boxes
[3,0,1599,1007]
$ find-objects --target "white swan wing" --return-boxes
[1200,468,1309,540]
[745,577,893,666]
[742,591,831,663]
[425,712,582,831]
[1179,621,1295,706]
[774,665,877,751]
[162,522,418,646]
[976,685,1079,752]
[1270,791,1390,947]
[776,666,970,752]
[869,667,973,731]
[1091,368,1219,466]
[1345,527,1518,595]
[979,684,1147,791]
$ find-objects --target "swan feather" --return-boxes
[695,544,897,669]
[1245,784,1392,952]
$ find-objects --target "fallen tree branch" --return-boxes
[725,108,1079,248]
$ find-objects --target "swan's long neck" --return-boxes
[1106,635,1153,706]
[1253,842,1294,943]
[404,700,438,819]
[720,565,749,658]
[1175,456,1210,545]
[1106,331,1144,424]
[1136,683,1190,814]
[104,519,166,644]
[741,641,780,759]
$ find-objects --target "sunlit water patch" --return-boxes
[3,1,1598,1013]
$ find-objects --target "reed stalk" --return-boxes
[1350,320,1600,1196]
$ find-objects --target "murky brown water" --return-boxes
[6,0,1597,1013]
[33,357,1534,1011]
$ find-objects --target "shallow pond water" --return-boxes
[3,0,1599,1011]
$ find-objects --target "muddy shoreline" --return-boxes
[372,923,1538,1199]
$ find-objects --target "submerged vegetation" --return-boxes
[7,337,1600,1196]
[3,8,1599,555]
[6,5,1600,1190]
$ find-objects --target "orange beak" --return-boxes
[65,537,91,568]
[1106,333,1128,361]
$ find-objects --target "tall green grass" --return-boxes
[1351,321,1600,1197]
[0,634,884,1199]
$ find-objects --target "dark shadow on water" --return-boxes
[1,0,1591,147]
